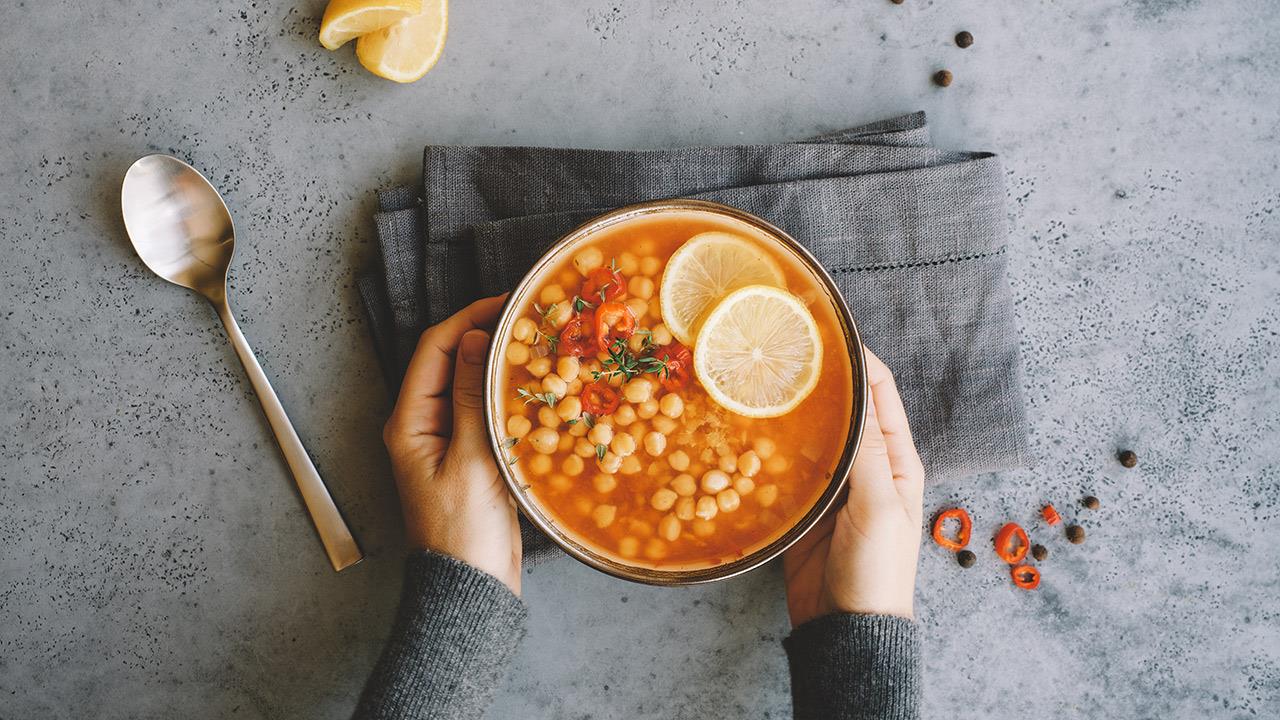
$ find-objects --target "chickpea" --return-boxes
[573,247,604,275]
[636,398,659,419]
[659,393,684,418]
[716,488,741,513]
[612,404,637,426]
[537,406,559,428]
[546,302,573,328]
[695,496,719,521]
[699,447,716,465]
[556,356,581,381]
[733,476,756,496]
[587,423,614,446]
[648,298,663,321]
[621,455,642,475]
[597,451,623,474]
[563,455,585,476]
[556,395,583,423]
[527,427,559,454]
[670,473,697,497]
[628,276,654,300]
[540,284,567,306]
[526,356,552,378]
[578,363,597,383]
[513,317,538,343]
[568,420,588,437]
[651,324,673,346]
[592,474,618,494]
[737,450,762,478]
[574,438,596,457]
[639,255,662,276]
[626,519,654,538]
[717,454,738,474]
[643,538,668,560]
[528,453,552,475]
[610,433,637,457]
[675,497,696,521]
[618,536,640,558]
[753,437,777,460]
[756,484,779,507]
[628,333,647,353]
[623,377,654,404]
[592,504,617,529]
[765,455,789,475]
[549,474,572,492]
[691,518,716,538]
[506,415,532,438]
[643,431,667,456]
[618,252,639,275]
[541,374,568,398]
[626,297,649,322]
[652,415,678,435]
[668,450,691,472]
[506,342,530,365]
[659,514,682,542]
[700,470,731,494]
[557,433,574,452]
[627,422,648,441]
[566,379,583,396]
[651,488,678,511]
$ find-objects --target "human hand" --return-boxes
[783,349,925,625]
[382,295,522,594]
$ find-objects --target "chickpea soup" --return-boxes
[493,208,855,571]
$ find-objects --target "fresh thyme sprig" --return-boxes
[501,437,520,465]
[594,443,608,461]
[516,387,558,407]
[535,328,560,354]
[590,337,671,382]
[572,295,594,313]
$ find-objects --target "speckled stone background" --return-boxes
[2,0,1278,718]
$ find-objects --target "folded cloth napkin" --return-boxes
[358,112,1029,565]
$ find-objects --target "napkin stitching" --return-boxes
[829,246,1006,275]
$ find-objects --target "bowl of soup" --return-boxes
[483,199,868,584]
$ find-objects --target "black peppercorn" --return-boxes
[1082,495,1101,510]
[1031,544,1048,561]
[955,31,974,48]
[1066,525,1086,544]
[957,550,977,568]
[1118,449,1138,468]
[933,70,953,87]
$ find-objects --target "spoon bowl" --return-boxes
[120,154,363,572]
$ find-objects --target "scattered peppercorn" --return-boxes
[933,70,953,87]
[955,31,974,48]
[1031,544,1049,561]
[1118,449,1138,468]
[1082,495,1101,510]
[957,550,977,568]
[1066,525,1086,544]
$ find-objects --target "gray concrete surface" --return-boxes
[2,1,1278,718]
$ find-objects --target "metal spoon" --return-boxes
[121,154,363,572]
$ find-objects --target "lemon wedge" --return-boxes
[356,0,448,83]
[693,285,823,418]
[318,0,422,51]
[658,231,785,345]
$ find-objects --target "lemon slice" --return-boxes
[693,285,823,418]
[659,231,785,345]
[356,0,448,83]
[318,0,422,51]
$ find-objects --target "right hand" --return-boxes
[783,349,925,626]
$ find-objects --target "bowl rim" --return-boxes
[482,198,869,586]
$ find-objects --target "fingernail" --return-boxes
[461,330,490,364]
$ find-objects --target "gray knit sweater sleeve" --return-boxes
[783,613,921,720]
[353,550,528,720]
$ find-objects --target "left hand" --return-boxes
[382,295,522,594]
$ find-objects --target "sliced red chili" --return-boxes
[580,381,620,416]
[594,301,636,352]
[931,508,972,552]
[1041,504,1061,525]
[1011,564,1041,590]
[581,267,626,303]
[558,312,595,357]
[653,341,693,391]
[994,522,1029,564]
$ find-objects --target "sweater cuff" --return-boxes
[353,550,528,720]
[783,613,920,720]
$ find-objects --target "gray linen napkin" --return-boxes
[358,112,1029,564]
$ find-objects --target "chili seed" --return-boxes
[1066,525,1086,544]
[955,31,974,48]
[933,70,953,87]
[1082,495,1101,510]
[1031,544,1048,561]
[1118,449,1138,468]
[956,550,977,568]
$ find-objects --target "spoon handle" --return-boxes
[215,301,364,572]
